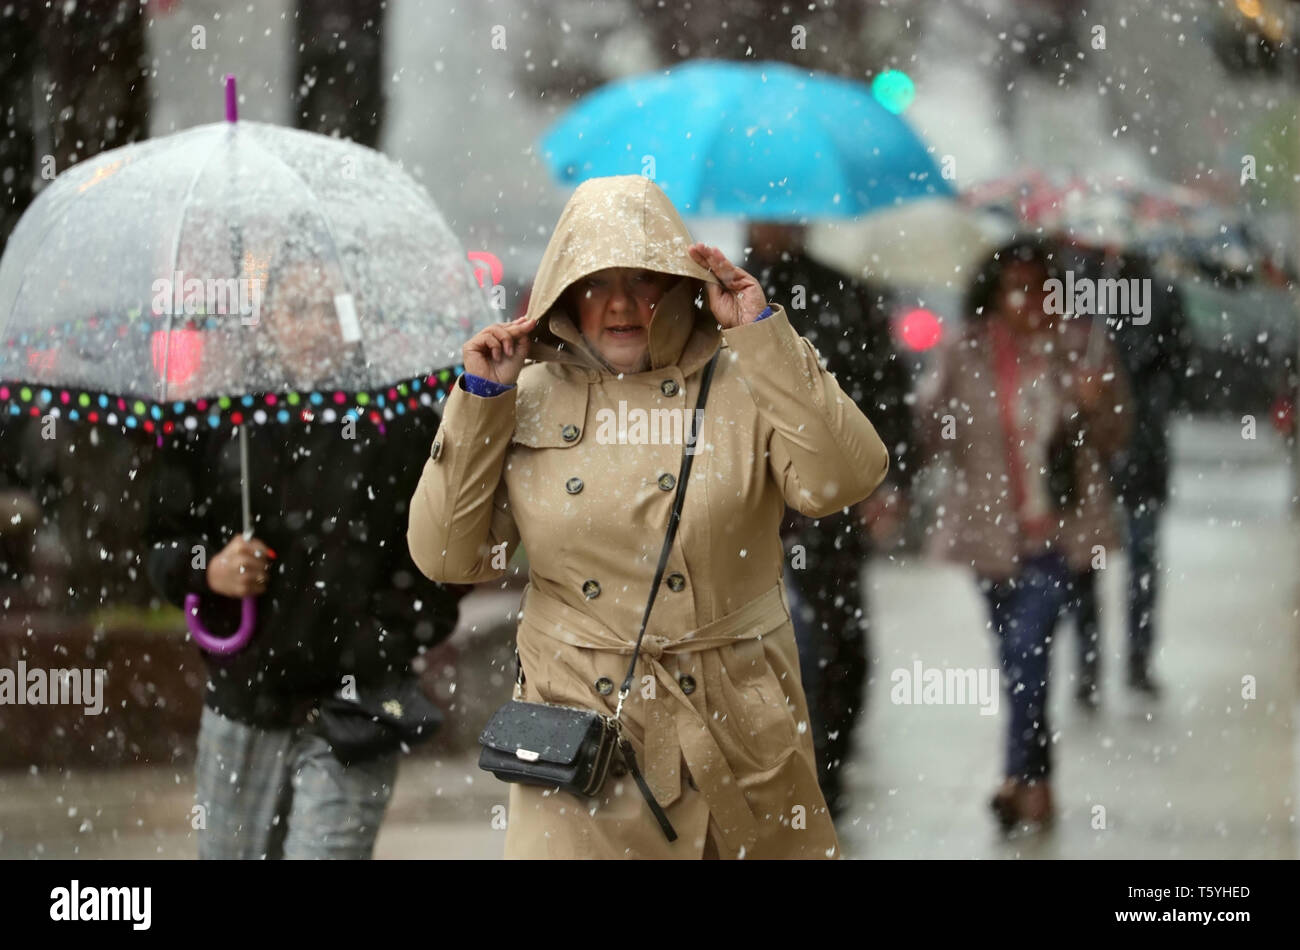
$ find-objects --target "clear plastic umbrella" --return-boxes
[0,77,489,420]
[0,77,492,651]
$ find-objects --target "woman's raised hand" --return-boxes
[462,315,538,386]
[688,243,769,329]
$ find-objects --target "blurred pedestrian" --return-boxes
[0,0,150,249]
[0,0,152,613]
[745,221,916,820]
[1072,245,1189,698]
[409,176,890,859]
[146,253,467,860]
[917,237,1130,830]
[292,0,387,148]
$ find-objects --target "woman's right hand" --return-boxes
[462,316,538,386]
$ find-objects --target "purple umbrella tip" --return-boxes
[224,75,238,123]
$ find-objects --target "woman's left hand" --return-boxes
[688,243,768,329]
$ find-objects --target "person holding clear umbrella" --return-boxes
[146,243,468,859]
[0,81,490,859]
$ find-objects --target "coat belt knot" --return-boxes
[517,583,791,855]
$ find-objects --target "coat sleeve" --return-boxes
[842,280,918,496]
[723,305,890,518]
[144,431,244,636]
[144,432,219,608]
[407,379,522,584]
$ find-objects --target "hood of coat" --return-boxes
[524,175,723,374]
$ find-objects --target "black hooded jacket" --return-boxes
[145,409,466,728]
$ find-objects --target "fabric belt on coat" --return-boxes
[519,582,791,854]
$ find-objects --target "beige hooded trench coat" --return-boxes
[409,176,889,859]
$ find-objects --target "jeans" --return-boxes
[1126,499,1162,671]
[979,553,1072,782]
[195,706,398,859]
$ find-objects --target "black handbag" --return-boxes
[309,674,444,766]
[477,350,721,843]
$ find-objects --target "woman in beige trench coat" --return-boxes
[408,175,889,859]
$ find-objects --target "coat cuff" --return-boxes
[460,373,516,398]
[721,304,802,379]
[436,379,518,457]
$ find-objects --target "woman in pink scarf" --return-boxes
[918,238,1131,831]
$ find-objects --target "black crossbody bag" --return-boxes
[308,674,444,766]
[477,351,720,843]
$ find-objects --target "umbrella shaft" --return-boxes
[240,425,252,539]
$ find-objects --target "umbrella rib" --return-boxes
[159,127,226,403]
[242,133,360,309]
[242,133,374,391]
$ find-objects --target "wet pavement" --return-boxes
[1,417,1295,859]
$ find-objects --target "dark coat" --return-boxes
[1075,249,1190,505]
[146,410,466,728]
[753,252,916,565]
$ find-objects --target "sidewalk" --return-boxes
[1,418,1293,859]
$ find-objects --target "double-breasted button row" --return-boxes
[582,579,601,599]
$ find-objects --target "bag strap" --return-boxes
[618,735,678,841]
[616,349,719,844]
[615,349,720,719]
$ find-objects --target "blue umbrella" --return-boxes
[541,60,953,220]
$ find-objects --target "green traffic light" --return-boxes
[872,69,915,114]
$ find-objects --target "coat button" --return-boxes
[678,675,696,695]
[666,572,685,592]
[565,476,584,494]
[582,579,601,599]
[430,439,443,461]
[595,676,614,695]
[561,424,580,442]
[661,379,679,397]
[657,473,676,492]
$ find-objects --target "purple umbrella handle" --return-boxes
[224,74,238,123]
[185,593,257,655]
